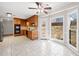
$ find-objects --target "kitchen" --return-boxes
[14,15,38,40]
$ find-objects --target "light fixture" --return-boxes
[6,12,12,17]
[6,12,12,21]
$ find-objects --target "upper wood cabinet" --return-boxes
[14,18,26,26]
[26,15,38,27]
[34,15,38,26]
[21,20,26,26]
[14,18,21,24]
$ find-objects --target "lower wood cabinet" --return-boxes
[27,31,38,40]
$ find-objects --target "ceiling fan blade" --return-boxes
[35,2,42,8]
[43,10,48,14]
[35,2,40,6]
[28,7,37,9]
[44,7,52,10]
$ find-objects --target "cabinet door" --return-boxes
[28,31,32,39]
[14,19,21,24]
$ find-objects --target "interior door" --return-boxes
[38,17,49,40]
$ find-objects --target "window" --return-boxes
[51,16,63,40]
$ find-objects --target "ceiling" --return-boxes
[0,2,78,19]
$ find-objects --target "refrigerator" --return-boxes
[0,20,3,42]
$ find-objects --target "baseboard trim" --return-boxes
[3,34,13,36]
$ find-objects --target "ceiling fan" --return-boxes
[28,2,52,14]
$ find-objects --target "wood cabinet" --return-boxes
[21,30,26,35]
[14,18,26,26]
[14,18,21,24]
[26,15,38,27]
[21,20,26,26]
[14,18,26,36]
[27,31,38,40]
[13,15,38,40]
[26,15,38,40]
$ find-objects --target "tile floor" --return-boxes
[0,36,76,56]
